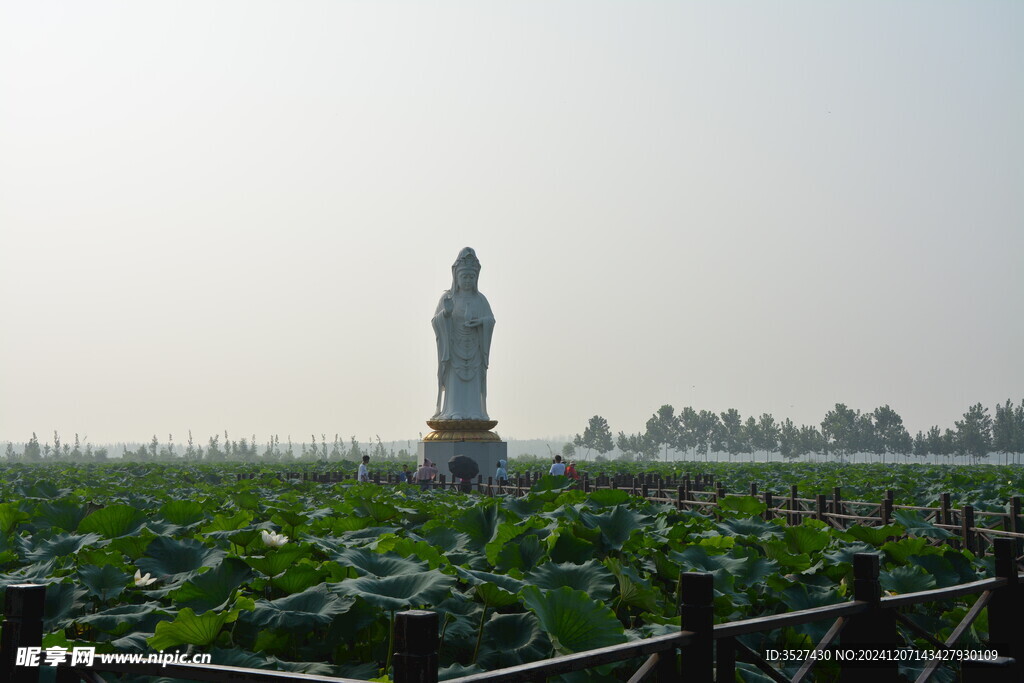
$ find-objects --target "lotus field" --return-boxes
[0,462,1021,682]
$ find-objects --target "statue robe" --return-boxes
[432,289,495,420]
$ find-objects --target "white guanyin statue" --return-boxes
[431,247,495,421]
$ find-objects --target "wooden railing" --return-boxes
[3,540,1022,683]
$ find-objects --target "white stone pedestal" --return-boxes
[418,440,507,485]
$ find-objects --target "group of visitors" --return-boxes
[358,454,579,488]
[548,454,579,479]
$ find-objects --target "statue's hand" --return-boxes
[442,294,453,316]
[464,317,480,328]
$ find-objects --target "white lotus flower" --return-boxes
[261,530,289,548]
[134,569,157,587]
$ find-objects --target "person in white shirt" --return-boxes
[549,455,566,476]
[358,455,370,482]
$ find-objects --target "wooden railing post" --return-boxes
[975,537,1022,681]
[816,494,827,522]
[1,584,46,683]
[841,554,898,682]
[393,609,438,683]
[789,485,799,525]
[680,573,714,683]
[881,496,893,524]
[763,492,774,520]
[833,486,844,529]
[962,505,976,555]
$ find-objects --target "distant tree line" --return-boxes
[2,430,415,463]
[570,399,1024,464]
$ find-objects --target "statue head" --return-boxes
[451,247,481,293]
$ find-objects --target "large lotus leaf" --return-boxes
[169,557,253,613]
[371,536,449,570]
[245,584,354,630]
[108,528,158,560]
[270,509,310,531]
[158,500,206,526]
[78,602,170,636]
[455,567,524,608]
[880,565,936,594]
[226,528,263,552]
[760,540,812,572]
[245,545,312,578]
[233,491,263,511]
[671,546,748,575]
[0,503,31,534]
[843,523,904,546]
[603,557,662,612]
[477,612,553,669]
[439,663,486,681]
[579,506,646,551]
[271,565,324,595]
[483,519,544,566]
[525,560,615,602]
[78,504,147,539]
[327,516,375,534]
[44,582,90,631]
[452,501,502,550]
[892,510,954,540]
[716,516,784,539]
[905,555,960,588]
[78,564,131,601]
[332,548,427,577]
[779,583,842,611]
[16,481,68,500]
[586,489,631,507]
[201,511,254,533]
[37,500,89,533]
[421,527,473,552]
[718,495,768,517]
[0,560,59,589]
[147,606,242,650]
[136,537,226,579]
[338,526,401,545]
[783,525,831,555]
[723,548,780,588]
[26,532,103,563]
[502,495,548,518]
[331,569,455,611]
[352,499,400,523]
[530,475,575,493]
[494,533,546,572]
[521,585,626,654]
[881,537,929,565]
[822,541,879,566]
[548,529,597,564]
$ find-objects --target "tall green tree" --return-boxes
[778,418,800,460]
[719,409,746,461]
[821,404,859,461]
[645,405,678,462]
[580,415,615,458]
[696,410,722,461]
[993,399,1018,465]
[955,403,993,462]
[872,405,911,463]
[752,413,780,461]
[675,406,698,458]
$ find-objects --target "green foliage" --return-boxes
[0,460,1009,679]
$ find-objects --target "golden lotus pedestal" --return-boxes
[419,419,506,483]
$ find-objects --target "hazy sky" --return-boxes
[1,2,1021,447]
